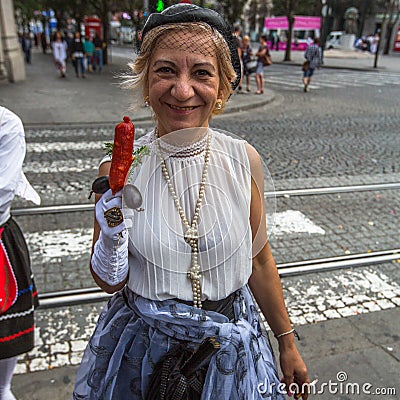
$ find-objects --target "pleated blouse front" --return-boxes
[125,128,252,301]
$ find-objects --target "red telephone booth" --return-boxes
[84,16,102,39]
[393,26,400,52]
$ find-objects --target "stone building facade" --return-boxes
[0,0,25,82]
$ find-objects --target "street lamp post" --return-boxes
[320,0,334,63]
[320,0,327,62]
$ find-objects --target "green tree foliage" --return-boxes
[222,0,247,24]
[246,0,258,33]
[273,0,317,17]
[14,0,43,30]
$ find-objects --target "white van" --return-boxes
[326,31,343,49]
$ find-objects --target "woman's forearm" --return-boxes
[248,244,295,348]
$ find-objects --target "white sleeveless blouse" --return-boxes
[124,128,252,301]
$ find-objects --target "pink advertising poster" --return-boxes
[265,16,321,30]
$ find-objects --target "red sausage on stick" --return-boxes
[109,116,135,194]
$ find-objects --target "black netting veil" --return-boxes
[141,4,241,91]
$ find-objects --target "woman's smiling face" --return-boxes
[148,31,220,136]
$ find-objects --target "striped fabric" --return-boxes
[305,44,322,69]
[0,218,38,359]
[124,129,253,301]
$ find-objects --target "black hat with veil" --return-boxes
[140,4,241,91]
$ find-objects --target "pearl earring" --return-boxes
[215,99,223,110]
[144,96,150,107]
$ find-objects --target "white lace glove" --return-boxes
[91,189,129,286]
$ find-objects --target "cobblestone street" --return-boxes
[8,69,399,379]
[2,48,399,397]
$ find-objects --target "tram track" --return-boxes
[37,247,400,309]
[12,182,400,216]
[13,181,398,309]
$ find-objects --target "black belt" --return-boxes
[174,291,236,320]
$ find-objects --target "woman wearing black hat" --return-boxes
[73,5,309,399]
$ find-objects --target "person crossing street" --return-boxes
[303,37,322,92]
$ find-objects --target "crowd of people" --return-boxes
[51,30,105,78]
[19,30,105,78]
[355,33,380,53]
[234,27,322,95]
[19,20,329,96]
[234,27,273,94]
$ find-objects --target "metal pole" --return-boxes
[374,1,388,68]
[144,0,149,16]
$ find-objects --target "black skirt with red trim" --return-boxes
[0,216,39,359]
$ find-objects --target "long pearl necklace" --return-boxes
[155,129,211,308]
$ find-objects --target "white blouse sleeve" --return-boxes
[0,107,40,224]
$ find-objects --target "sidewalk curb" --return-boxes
[225,90,276,114]
[23,91,276,128]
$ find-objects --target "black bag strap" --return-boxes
[144,292,236,400]
[181,293,235,377]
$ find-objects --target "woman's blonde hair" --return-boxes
[122,23,236,116]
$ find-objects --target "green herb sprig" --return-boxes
[103,143,150,169]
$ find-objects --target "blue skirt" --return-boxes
[72,285,284,399]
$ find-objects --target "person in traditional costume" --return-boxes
[73,4,309,399]
[0,107,40,400]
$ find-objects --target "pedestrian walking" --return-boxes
[52,31,68,78]
[255,34,270,94]
[70,31,86,78]
[73,4,309,400]
[370,33,380,54]
[275,33,280,51]
[0,106,40,400]
[83,36,95,72]
[303,37,322,92]
[40,32,48,54]
[241,35,253,92]
[92,33,104,73]
[21,32,33,64]
[272,31,280,51]
[306,36,313,47]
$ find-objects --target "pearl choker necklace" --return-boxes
[155,128,211,308]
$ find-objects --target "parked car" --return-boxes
[326,31,343,49]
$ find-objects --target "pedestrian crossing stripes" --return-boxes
[24,210,325,262]
[23,159,98,173]
[263,68,400,91]
[26,141,106,153]
[24,126,147,142]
